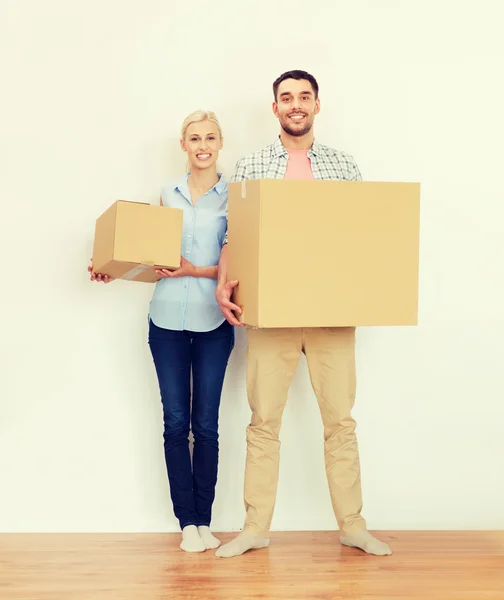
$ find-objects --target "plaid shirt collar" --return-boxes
[271,136,322,159]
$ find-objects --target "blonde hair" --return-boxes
[181,110,223,141]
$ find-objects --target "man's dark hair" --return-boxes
[273,70,319,101]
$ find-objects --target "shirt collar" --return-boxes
[173,173,190,201]
[309,140,322,157]
[214,173,227,195]
[272,136,321,158]
[173,173,226,201]
[272,137,288,158]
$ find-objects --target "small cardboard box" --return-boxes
[227,179,420,327]
[92,200,183,283]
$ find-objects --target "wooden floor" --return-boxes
[1,531,503,600]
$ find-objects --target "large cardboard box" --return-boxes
[227,180,420,327]
[92,200,183,283]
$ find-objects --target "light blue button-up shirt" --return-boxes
[149,174,227,332]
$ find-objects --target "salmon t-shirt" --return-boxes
[284,149,315,180]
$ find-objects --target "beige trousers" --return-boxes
[243,327,366,537]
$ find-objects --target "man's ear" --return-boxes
[272,101,279,118]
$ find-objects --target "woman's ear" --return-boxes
[180,138,187,152]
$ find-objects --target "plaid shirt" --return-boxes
[223,137,362,244]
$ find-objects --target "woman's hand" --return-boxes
[156,257,197,279]
[88,258,114,283]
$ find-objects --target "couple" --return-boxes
[90,69,392,558]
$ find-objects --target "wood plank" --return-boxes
[0,531,503,600]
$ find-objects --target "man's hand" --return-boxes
[216,280,244,327]
[88,258,114,283]
[156,257,196,279]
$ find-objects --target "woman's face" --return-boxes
[181,120,222,172]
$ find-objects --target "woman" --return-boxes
[89,111,233,553]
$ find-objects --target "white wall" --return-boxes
[1,0,503,532]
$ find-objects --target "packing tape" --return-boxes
[241,180,246,199]
[122,264,152,281]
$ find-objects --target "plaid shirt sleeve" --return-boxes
[229,157,249,183]
[350,157,362,181]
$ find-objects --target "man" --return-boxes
[215,70,392,558]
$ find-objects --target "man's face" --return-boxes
[273,78,320,137]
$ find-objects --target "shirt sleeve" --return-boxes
[350,157,363,181]
[230,157,249,183]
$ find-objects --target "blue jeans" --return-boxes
[148,319,234,529]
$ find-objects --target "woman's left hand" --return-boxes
[156,257,197,279]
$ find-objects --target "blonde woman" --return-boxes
[90,111,233,552]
